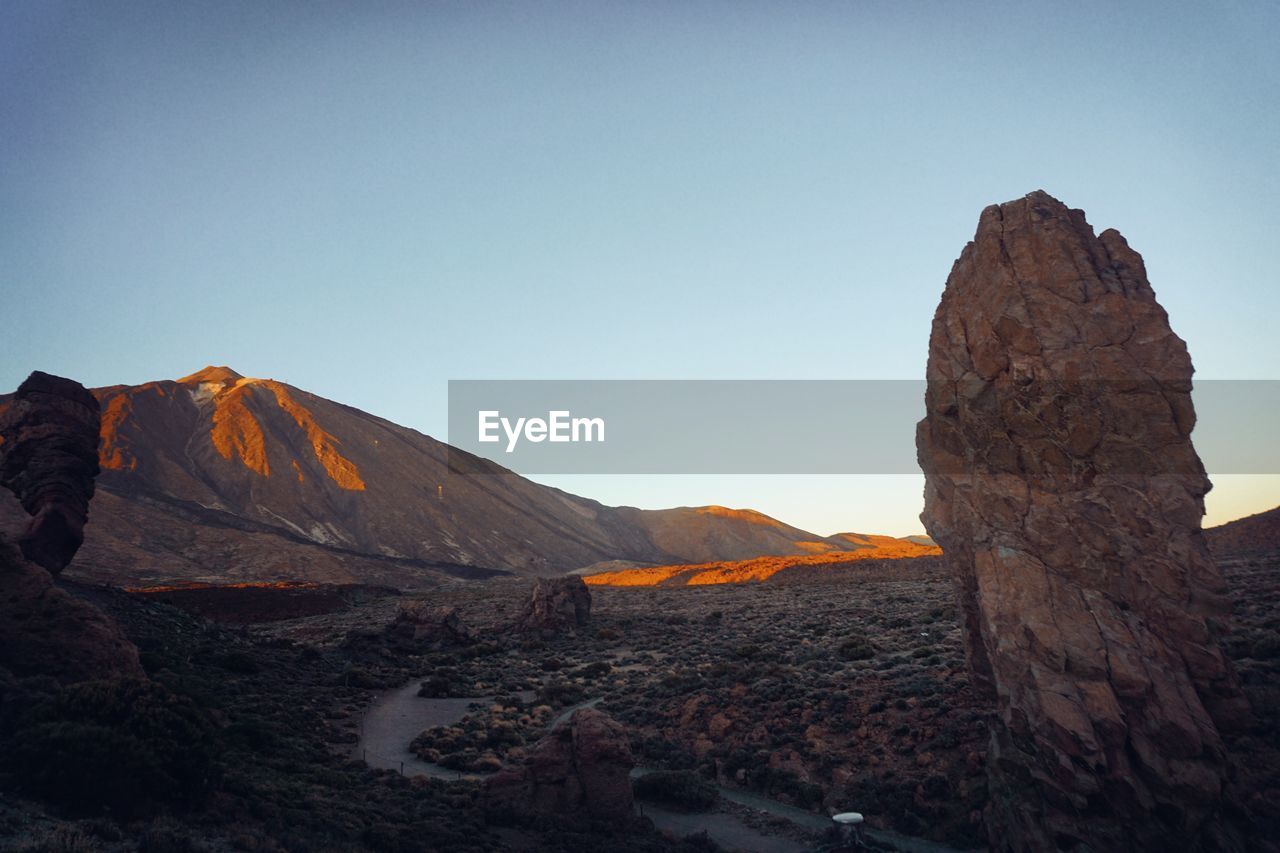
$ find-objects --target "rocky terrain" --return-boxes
[242,532,1278,852]
[918,191,1250,850]
[3,505,1276,851]
[247,556,990,848]
[0,366,911,589]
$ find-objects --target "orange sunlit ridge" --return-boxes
[96,372,366,490]
[584,537,941,587]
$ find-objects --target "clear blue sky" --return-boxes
[3,1,1278,535]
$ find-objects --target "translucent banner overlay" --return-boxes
[446,380,1280,475]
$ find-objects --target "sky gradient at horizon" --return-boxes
[3,1,1278,535]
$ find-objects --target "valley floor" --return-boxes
[2,553,1277,851]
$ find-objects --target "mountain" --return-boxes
[1207,504,1280,556]
[0,367,888,588]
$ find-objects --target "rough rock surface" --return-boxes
[389,601,473,646]
[0,534,143,683]
[916,191,1249,851]
[513,576,591,634]
[0,372,142,683]
[483,708,635,822]
[0,371,101,573]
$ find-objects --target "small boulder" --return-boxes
[512,576,591,635]
[390,601,473,647]
[483,708,634,823]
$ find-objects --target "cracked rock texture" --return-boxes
[0,371,101,573]
[483,708,635,823]
[389,601,473,646]
[0,371,142,683]
[513,576,592,635]
[917,191,1249,851]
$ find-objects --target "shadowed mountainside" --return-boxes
[1208,504,1280,557]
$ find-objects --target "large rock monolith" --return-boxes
[0,371,102,573]
[916,191,1248,851]
[0,371,142,683]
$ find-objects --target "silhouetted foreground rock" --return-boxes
[0,371,101,573]
[483,708,635,823]
[917,192,1248,851]
[513,576,591,634]
[0,538,142,682]
[0,371,142,683]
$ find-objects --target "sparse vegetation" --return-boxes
[634,770,718,811]
[6,551,1277,850]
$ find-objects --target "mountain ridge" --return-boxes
[2,367,920,588]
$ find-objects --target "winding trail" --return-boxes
[353,679,491,779]
[355,681,962,853]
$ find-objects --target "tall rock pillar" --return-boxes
[916,191,1248,851]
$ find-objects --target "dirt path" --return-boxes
[355,683,961,852]
[352,679,492,779]
[639,802,807,853]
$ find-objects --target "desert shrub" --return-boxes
[680,831,723,851]
[634,736,696,768]
[571,661,612,679]
[1253,633,1280,660]
[921,773,950,799]
[207,650,261,674]
[137,820,207,853]
[837,636,876,661]
[418,675,457,697]
[223,715,281,752]
[485,720,523,748]
[459,642,503,659]
[634,770,719,811]
[3,678,218,818]
[537,680,586,707]
[337,665,387,688]
[12,826,105,853]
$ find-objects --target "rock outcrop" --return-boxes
[0,371,142,683]
[916,192,1248,851]
[0,535,143,683]
[389,601,473,646]
[0,371,101,573]
[483,708,635,823]
[513,576,591,634]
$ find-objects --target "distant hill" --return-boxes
[583,535,942,587]
[1,367,897,588]
[1207,505,1280,557]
